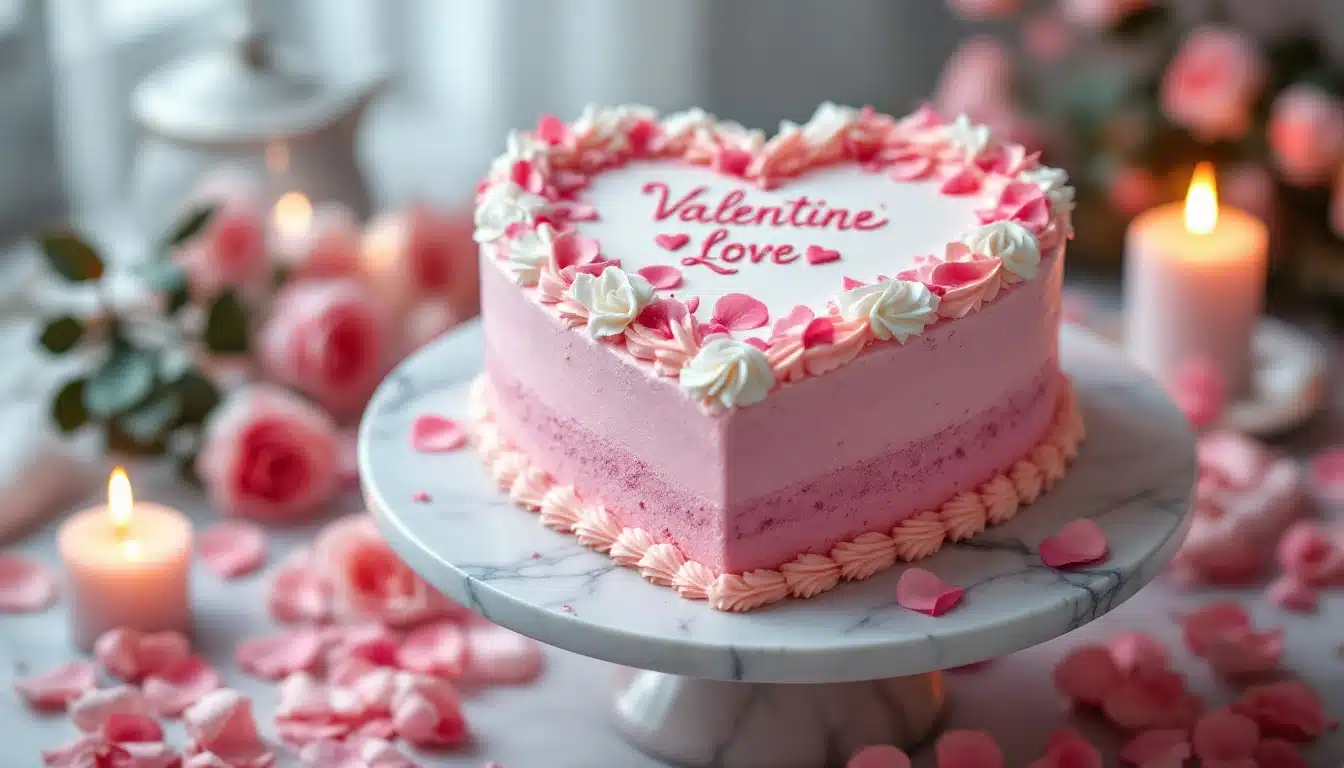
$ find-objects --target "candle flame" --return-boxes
[272,192,312,238]
[1185,162,1219,236]
[109,467,133,537]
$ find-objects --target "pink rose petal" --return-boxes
[710,293,769,331]
[1192,709,1259,761]
[684,296,700,314]
[1231,681,1334,742]
[1107,632,1168,675]
[465,624,544,685]
[1052,646,1122,706]
[805,245,842,265]
[184,689,274,767]
[327,623,400,669]
[94,628,191,683]
[398,621,468,678]
[103,711,165,744]
[198,521,266,579]
[771,305,814,338]
[846,744,911,768]
[1275,521,1344,586]
[935,729,1004,768]
[1039,519,1108,568]
[802,318,835,348]
[70,685,150,733]
[653,233,691,252]
[1119,729,1191,767]
[299,738,416,768]
[1102,668,1202,731]
[143,656,222,718]
[0,555,56,612]
[1252,739,1308,768]
[41,734,103,767]
[410,415,467,453]
[895,568,964,616]
[637,264,684,290]
[940,168,983,196]
[1266,574,1319,613]
[1308,447,1344,504]
[235,629,323,681]
[1180,602,1252,656]
[391,676,467,748]
[267,555,332,624]
[14,660,97,711]
[1031,728,1102,768]
[842,276,867,290]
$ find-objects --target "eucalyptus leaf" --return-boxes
[38,230,105,282]
[203,291,249,354]
[137,261,187,293]
[105,418,168,457]
[162,204,216,249]
[51,378,88,433]
[38,315,84,354]
[120,391,183,443]
[173,371,222,424]
[84,347,155,417]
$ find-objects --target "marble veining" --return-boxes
[360,322,1195,684]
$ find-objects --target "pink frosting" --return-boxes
[708,570,790,612]
[831,532,897,581]
[508,466,551,511]
[538,486,583,532]
[1010,460,1044,504]
[490,452,526,491]
[779,554,842,598]
[980,474,1020,525]
[939,490,988,542]
[672,561,716,600]
[574,506,622,553]
[892,512,948,562]
[637,543,687,586]
[610,528,658,568]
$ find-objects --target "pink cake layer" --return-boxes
[488,361,1059,572]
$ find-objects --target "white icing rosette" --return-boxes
[473,182,548,244]
[962,221,1041,281]
[572,103,655,153]
[680,337,776,408]
[800,102,859,147]
[1021,165,1075,211]
[489,130,551,178]
[567,265,655,339]
[657,108,717,149]
[941,114,993,159]
[501,223,559,287]
[836,279,941,343]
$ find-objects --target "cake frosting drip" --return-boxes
[467,371,1084,612]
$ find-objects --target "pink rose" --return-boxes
[1268,85,1344,187]
[1060,0,1151,29]
[312,514,457,627]
[362,204,480,319]
[260,279,389,416]
[176,200,270,297]
[935,38,1016,126]
[197,385,340,523]
[404,299,464,355]
[280,204,363,279]
[1023,10,1073,63]
[947,0,1023,21]
[1161,28,1266,142]
[1108,166,1161,217]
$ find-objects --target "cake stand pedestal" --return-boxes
[359,323,1195,767]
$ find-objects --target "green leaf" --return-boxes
[137,261,187,293]
[1111,6,1170,41]
[51,378,88,433]
[120,391,183,443]
[105,418,168,457]
[173,371,221,425]
[38,230,105,282]
[38,315,84,354]
[84,347,155,417]
[203,291,249,354]
[162,204,216,249]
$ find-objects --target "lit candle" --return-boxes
[58,468,192,650]
[1124,163,1269,395]
[270,192,362,276]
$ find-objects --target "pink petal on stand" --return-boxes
[710,293,770,331]
[846,744,911,768]
[235,629,324,681]
[143,656,222,718]
[198,521,266,579]
[410,415,467,453]
[637,264,684,290]
[935,729,1004,768]
[1039,520,1108,568]
[0,555,57,612]
[14,660,97,711]
[894,568,963,616]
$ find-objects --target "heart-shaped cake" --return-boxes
[469,104,1082,611]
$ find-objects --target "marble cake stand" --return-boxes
[359,322,1196,767]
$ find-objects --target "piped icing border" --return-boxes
[465,372,1085,613]
[473,103,1076,411]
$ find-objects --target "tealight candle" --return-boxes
[1124,163,1269,396]
[58,467,192,650]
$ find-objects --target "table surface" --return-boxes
[0,275,1342,765]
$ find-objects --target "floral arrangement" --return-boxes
[34,192,477,523]
[940,0,1344,302]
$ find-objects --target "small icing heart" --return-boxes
[805,245,841,265]
[655,233,691,252]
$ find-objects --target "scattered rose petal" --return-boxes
[14,660,97,711]
[1031,728,1102,768]
[465,624,544,685]
[198,521,266,579]
[327,624,400,670]
[710,293,769,331]
[846,744,911,768]
[805,245,842,265]
[236,629,323,681]
[70,685,150,733]
[103,711,165,744]
[41,734,104,768]
[895,568,963,616]
[1179,602,1283,679]
[653,233,691,252]
[1167,358,1227,430]
[1192,709,1259,762]
[143,656,222,718]
[1107,632,1168,675]
[637,264,684,290]
[1308,447,1344,504]
[94,628,192,683]
[391,675,467,748]
[1252,738,1308,768]
[412,491,431,503]
[184,689,274,767]
[1119,729,1191,767]
[1039,519,1108,568]
[1180,602,1253,656]
[1231,681,1334,742]
[1102,668,1202,731]
[1052,646,1122,706]
[1266,574,1319,612]
[935,729,1003,768]
[1275,520,1344,586]
[268,554,332,624]
[299,738,416,768]
[0,555,56,612]
[398,621,468,678]
[410,415,467,453]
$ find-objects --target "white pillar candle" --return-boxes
[1124,163,1269,395]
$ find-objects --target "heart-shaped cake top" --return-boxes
[474,104,1074,409]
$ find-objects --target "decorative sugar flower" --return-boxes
[1021,165,1076,216]
[472,182,548,244]
[836,278,941,343]
[503,222,561,287]
[941,114,994,160]
[962,221,1040,280]
[567,265,656,339]
[800,101,860,147]
[680,337,776,408]
[657,107,717,151]
[488,130,551,179]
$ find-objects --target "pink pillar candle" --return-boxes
[58,470,192,650]
[1124,165,1268,395]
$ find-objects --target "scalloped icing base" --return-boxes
[465,373,1085,612]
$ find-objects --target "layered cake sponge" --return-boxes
[469,104,1081,611]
